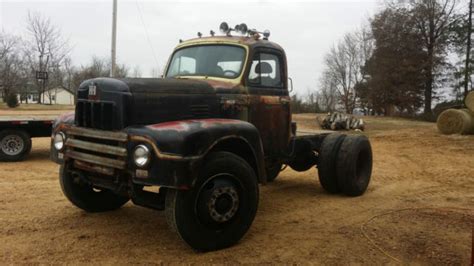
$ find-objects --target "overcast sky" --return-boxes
[1,0,381,95]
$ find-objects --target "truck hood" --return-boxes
[75,77,226,129]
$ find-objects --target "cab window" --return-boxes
[168,56,196,76]
[248,53,282,88]
[166,45,246,79]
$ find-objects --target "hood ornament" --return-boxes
[88,83,98,100]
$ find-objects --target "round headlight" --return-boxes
[53,132,65,151]
[133,144,150,167]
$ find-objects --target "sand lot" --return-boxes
[1,112,473,264]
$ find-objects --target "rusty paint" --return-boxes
[176,36,284,51]
[66,138,127,157]
[129,135,189,160]
[259,95,282,105]
[146,121,192,132]
[67,126,128,142]
[65,150,126,169]
[145,119,243,132]
[201,79,237,90]
[74,160,115,176]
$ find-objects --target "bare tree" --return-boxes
[323,28,373,114]
[150,66,162,78]
[317,71,338,112]
[132,65,142,78]
[62,57,75,91]
[71,56,129,91]
[24,11,70,103]
[0,32,25,100]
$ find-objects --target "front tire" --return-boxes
[59,165,129,212]
[165,151,259,251]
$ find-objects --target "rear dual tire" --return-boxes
[318,134,372,196]
[336,134,372,196]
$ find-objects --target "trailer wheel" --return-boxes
[59,165,129,212]
[0,130,32,162]
[317,133,346,193]
[165,151,258,251]
[336,135,372,197]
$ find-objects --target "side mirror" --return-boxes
[288,77,294,93]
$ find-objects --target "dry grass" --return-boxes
[0,113,473,264]
[0,103,74,111]
[296,113,433,136]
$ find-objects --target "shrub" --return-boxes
[6,93,19,108]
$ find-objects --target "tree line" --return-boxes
[0,12,150,106]
[304,0,470,120]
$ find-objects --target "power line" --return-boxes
[135,1,160,71]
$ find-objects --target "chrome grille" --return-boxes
[64,126,128,175]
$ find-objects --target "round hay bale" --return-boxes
[437,108,474,135]
[465,91,474,112]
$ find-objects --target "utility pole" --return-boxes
[464,0,473,97]
[111,0,117,77]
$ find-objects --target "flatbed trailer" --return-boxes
[0,115,57,161]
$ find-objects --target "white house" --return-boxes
[40,87,75,105]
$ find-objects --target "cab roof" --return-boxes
[175,36,284,52]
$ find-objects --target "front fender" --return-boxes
[50,112,75,163]
[125,119,265,188]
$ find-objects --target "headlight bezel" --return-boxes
[53,132,66,151]
[133,144,151,168]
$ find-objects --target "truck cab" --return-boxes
[164,34,292,179]
[51,23,372,251]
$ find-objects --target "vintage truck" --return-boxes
[50,23,372,251]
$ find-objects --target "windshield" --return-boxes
[166,45,246,79]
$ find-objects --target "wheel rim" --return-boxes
[196,174,241,226]
[1,135,24,156]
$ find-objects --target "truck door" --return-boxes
[246,49,291,159]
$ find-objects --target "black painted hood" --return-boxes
[77,77,215,97]
[122,78,215,94]
[76,77,220,129]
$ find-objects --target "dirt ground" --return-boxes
[1,112,473,264]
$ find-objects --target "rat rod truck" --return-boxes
[50,23,372,251]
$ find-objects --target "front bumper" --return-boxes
[61,126,128,176]
[51,125,197,189]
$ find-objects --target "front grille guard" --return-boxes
[64,126,128,175]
